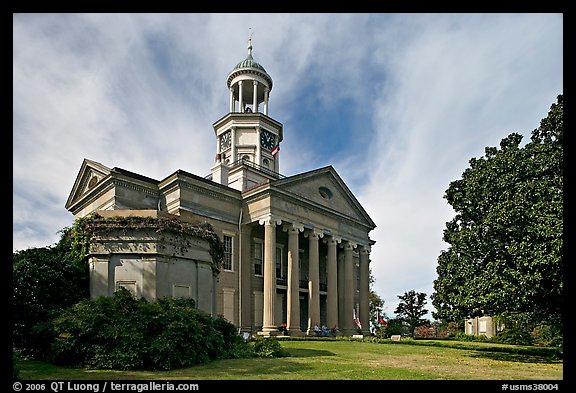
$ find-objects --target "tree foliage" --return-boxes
[432,95,563,330]
[13,223,90,357]
[394,290,428,337]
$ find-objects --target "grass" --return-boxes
[16,339,563,380]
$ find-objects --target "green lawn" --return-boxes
[16,339,563,380]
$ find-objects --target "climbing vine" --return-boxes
[69,213,225,273]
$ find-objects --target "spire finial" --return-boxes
[247,28,253,57]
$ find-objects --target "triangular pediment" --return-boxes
[272,166,375,228]
[65,159,112,209]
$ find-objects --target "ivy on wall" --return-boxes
[70,213,225,273]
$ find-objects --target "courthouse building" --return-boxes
[65,38,376,336]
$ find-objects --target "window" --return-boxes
[318,186,333,199]
[276,246,284,279]
[223,235,233,271]
[479,320,487,333]
[254,240,263,276]
[299,249,307,282]
[116,281,137,297]
[173,284,192,299]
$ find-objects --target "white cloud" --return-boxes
[358,13,562,317]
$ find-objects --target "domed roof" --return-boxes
[233,54,267,73]
[227,37,273,90]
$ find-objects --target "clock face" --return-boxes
[220,131,231,150]
[260,130,276,150]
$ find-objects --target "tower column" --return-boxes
[306,229,323,334]
[238,80,244,113]
[253,81,258,113]
[359,246,371,336]
[229,87,235,112]
[264,87,269,115]
[260,216,280,335]
[326,236,340,332]
[284,223,303,335]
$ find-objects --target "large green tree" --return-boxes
[432,95,563,329]
[394,290,428,337]
[13,224,89,356]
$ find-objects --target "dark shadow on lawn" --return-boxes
[285,348,336,358]
[466,351,563,364]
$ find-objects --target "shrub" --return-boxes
[251,336,290,358]
[531,324,562,347]
[49,289,253,370]
[414,325,436,338]
[13,350,20,380]
[453,332,489,342]
[492,326,533,346]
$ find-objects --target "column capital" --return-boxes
[324,235,342,245]
[259,215,282,227]
[359,245,371,254]
[283,222,304,233]
[253,80,258,86]
[304,228,324,239]
[341,240,357,250]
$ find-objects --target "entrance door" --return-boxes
[299,295,308,331]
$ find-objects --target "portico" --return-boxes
[240,165,375,336]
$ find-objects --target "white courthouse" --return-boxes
[66,38,376,337]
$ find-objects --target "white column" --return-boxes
[343,241,356,335]
[238,80,244,113]
[229,87,235,113]
[326,236,340,332]
[264,88,269,115]
[260,216,281,335]
[253,81,258,113]
[306,229,323,334]
[284,223,304,335]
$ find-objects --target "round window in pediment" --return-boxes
[318,186,333,200]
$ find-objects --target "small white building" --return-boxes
[464,316,504,338]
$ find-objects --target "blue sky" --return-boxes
[13,13,563,319]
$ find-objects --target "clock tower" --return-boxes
[211,34,283,191]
